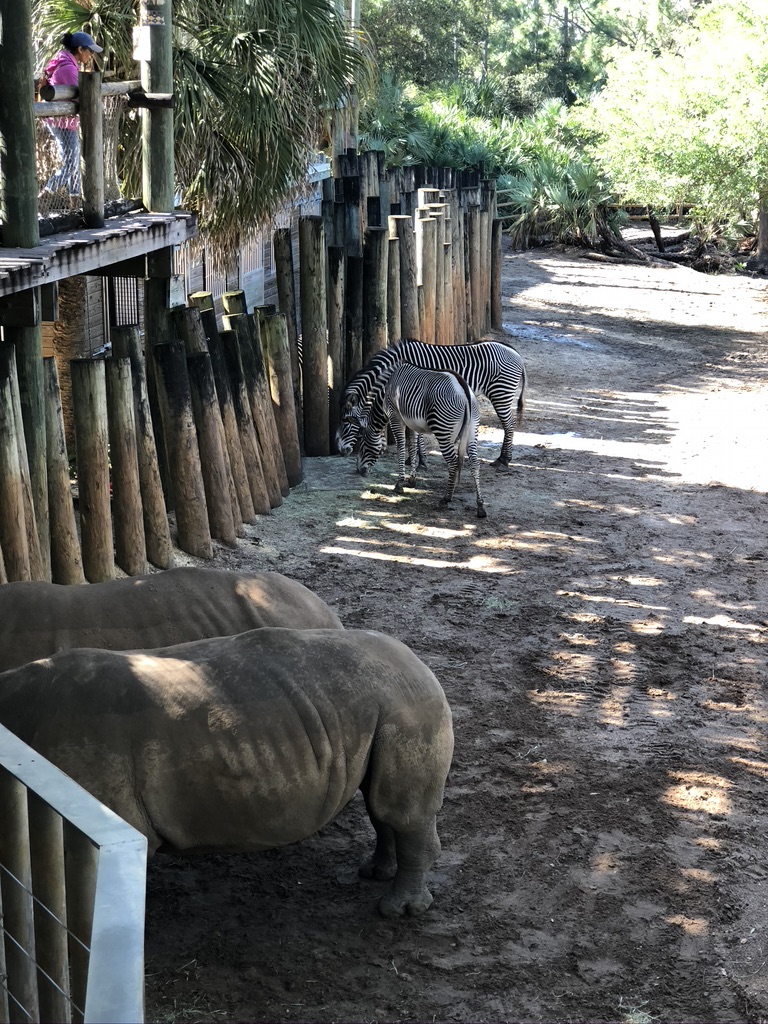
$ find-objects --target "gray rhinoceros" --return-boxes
[0,627,453,917]
[0,567,342,672]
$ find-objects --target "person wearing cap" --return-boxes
[40,31,103,210]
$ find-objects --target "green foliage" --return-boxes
[572,0,768,239]
[34,0,373,249]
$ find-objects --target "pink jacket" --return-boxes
[44,50,80,130]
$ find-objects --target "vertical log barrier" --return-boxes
[491,218,503,330]
[44,357,85,584]
[223,298,286,505]
[345,256,364,377]
[443,226,454,345]
[0,544,7,585]
[70,358,115,582]
[387,235,401,346]
[105,357,148,576]
[173,306,241,540]
[3,345,45,579]
[110,326,173,568]
[362,225,389,363]
[427,204,447,344]
[299,216,330,456]
[0,365,31,582]
[152,341,213,558]
[273,227,303,450]
[260,313,304,488]
[327,246,346,443]
[466,205,482,341]
[451,193,467,343]
[218,329,271,516]
[416,213,437,344]
[189,292,256,525]
[389,215,420,339]
[79,70,105,229]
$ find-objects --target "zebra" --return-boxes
[338,338,526,468]
[352,363,487,519]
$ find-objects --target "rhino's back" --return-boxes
[0,628,451,854]
[0,567,342,672]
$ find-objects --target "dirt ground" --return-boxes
[144,238,768,1024]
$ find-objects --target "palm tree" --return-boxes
[33,0,373,249]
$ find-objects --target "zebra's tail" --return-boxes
[516,364,526,428]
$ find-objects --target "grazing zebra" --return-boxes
[353,363,487,519]
[339,338,526,468]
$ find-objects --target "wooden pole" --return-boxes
[389,215,419,339]
[5,346,45,580]
[173,307,242,540]
[189,292,256,524]
[427,205,447,344]
[185,352,239,544]
[362,225,389,363]
[387,236,401,344]
[450,195,467,343]
[110,326,173,568]
[0,543,6,586]
[105,357,148,576]
[491,218,503,330]
[479,207,491,333]
[416,214,437,344]
[219,328,271,516]
[70,358,115,582]
[443,237,453,345]
[260,313,304,487]
[299,217,330,456]
[79,70,105,228]
[44,357,85,584]
[345,255,364,377]
[466,204,482,341]
[273,227,303,450]
[141,0,174,212]
[327,246,346,443]
[223,305,286,505]
[152,340,213,558]
[0,368,31,582]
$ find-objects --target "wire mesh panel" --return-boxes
[0,725,147,1024]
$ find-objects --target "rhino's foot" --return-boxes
[358,857,397,882]
[378,878,434,919]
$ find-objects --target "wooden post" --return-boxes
[466,204,482,340]
[427,205,447,344]
[189,292,256,524]
[223,308,286,504]
[0,367,31,582]
[450,194,467,343]
[141,0,174,213]
[79,70,105,228]
[27,795,71,1024]
[152,340,213,558]
[44,357,85,584]
[105,357,148,576]
[185,352,239,544]
[416,214,437,344]
[345,255,364,377]
[4,346,45,580]
[70,359,115,582]
[110,326,173,568]
[299,217,330,456]
[327,246,346,444]
[491,218,503,330]
[387,236,401,345]
[362,226,389,364]
[479,207,491,333]
[389,215,419,339]
[273,227,303,450]
[443,236,453,345]
[260,314,304,488]
[219,329,271,516]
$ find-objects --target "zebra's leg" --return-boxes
[467,438,487,518]
[417,433,428,468]
[391,419,411,493]
[439,450,460,505]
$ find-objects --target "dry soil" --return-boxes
[144,238,768,1024]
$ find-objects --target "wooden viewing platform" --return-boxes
[0,211,198,298]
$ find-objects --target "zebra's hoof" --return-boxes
[477,504,487,519]
[394,481,405,494]
[492,458,511,473]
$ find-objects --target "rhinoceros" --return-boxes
[0,567,342,672]
[0,627,453,917]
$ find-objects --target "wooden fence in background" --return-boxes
[0,161,503,581]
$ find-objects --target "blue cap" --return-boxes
[70,31,103,53]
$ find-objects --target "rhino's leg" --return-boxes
[377,818,441,919]
[358,812,397,881]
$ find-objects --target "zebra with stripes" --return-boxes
[350,363,487,518]
[338,338,526,468]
